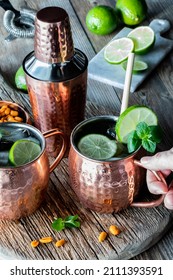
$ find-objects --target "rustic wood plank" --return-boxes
[0,0,173,261]
[0,101,173,260]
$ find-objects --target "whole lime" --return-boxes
[116,0,148,26]
[86,5,118,35]
[15,65,27,91]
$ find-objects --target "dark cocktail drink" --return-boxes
[68,106,162,213]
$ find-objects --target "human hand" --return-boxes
[140,148,173,210]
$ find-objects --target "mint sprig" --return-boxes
[127,122,162,153]
[51,215,80,231]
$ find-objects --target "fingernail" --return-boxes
[140,157,151,164]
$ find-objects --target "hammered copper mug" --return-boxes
[0,122,67,220]
[68,116,165,214]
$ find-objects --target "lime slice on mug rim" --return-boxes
[115,105,158,143]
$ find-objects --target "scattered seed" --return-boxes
[98,231,107,242]
[31,240,39,248]
[55,239,66,247]
[109,225,121,236]
[39,236,53,243]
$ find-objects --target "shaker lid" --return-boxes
[34,6,74,63]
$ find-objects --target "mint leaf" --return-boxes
[142,138,156,153]
[51,218,65,231]
[127,131,141,153]
[52,215,80,231]
[149,125,162,143]
[136,122,151,139]
[64,215,81,228]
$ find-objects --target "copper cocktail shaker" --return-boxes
[23,7,88,156]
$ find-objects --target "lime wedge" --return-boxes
[115,105,158,143]
[127,26,155,54]
[122,60,148,73]
[15,66,27,91]
[104,37,134,64]
[9,139,41,166]
[78,134,117,160]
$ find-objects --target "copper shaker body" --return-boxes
[68,116,146,214]
[0,122,66,220]
[23,7,88,156]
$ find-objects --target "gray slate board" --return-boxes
[88,19,173,93]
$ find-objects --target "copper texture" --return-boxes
[68,116,166,214]
[0,122,67,220]
[34,7,74,63]
[25,71,87,156]
[23,7,88,156]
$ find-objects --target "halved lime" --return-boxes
[122,60,148,72]
[15,66,27,91]
[9,139,41,166]
[104,37,134,64]
[115,105,158,143]
[127,26,155,54]
[78,134,117,160]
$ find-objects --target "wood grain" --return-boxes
[0,0,173,260]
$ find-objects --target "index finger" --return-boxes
[146,170,168,194]
[141,148,173,171]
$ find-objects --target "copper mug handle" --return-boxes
[131,159,166,208]
[43,129,67,173]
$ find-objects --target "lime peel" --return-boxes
[115,105,158,143]
[127,26,155,54]
[15,66,27,91]
[122,60,148,72]
[9,139,42,166]
[104,37,134,64]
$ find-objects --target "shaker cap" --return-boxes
[34,6,74,63]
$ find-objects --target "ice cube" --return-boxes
[0,128,30,142]
[0,151,9,166]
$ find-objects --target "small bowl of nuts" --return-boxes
[0,100,30,124]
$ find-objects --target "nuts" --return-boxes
[109,225,121,236]
[55,239,66,247]
[98,231,107,242]
[31,236,66,248]
[0,104,24,123]
[39,236,53,243]
[98,225,121,243]
[31,240,39,248]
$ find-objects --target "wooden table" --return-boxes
[0,0,173,260]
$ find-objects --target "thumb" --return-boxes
[140,148,173,171]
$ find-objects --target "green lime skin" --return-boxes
[15,66,27,91]
[86,5,118,35]
[116,0,148,26]
[9,139,41,166]
[122,60,148,73]
[115,105,158,143]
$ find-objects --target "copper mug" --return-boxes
[68,116,165,214]
[0,122,67,220]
